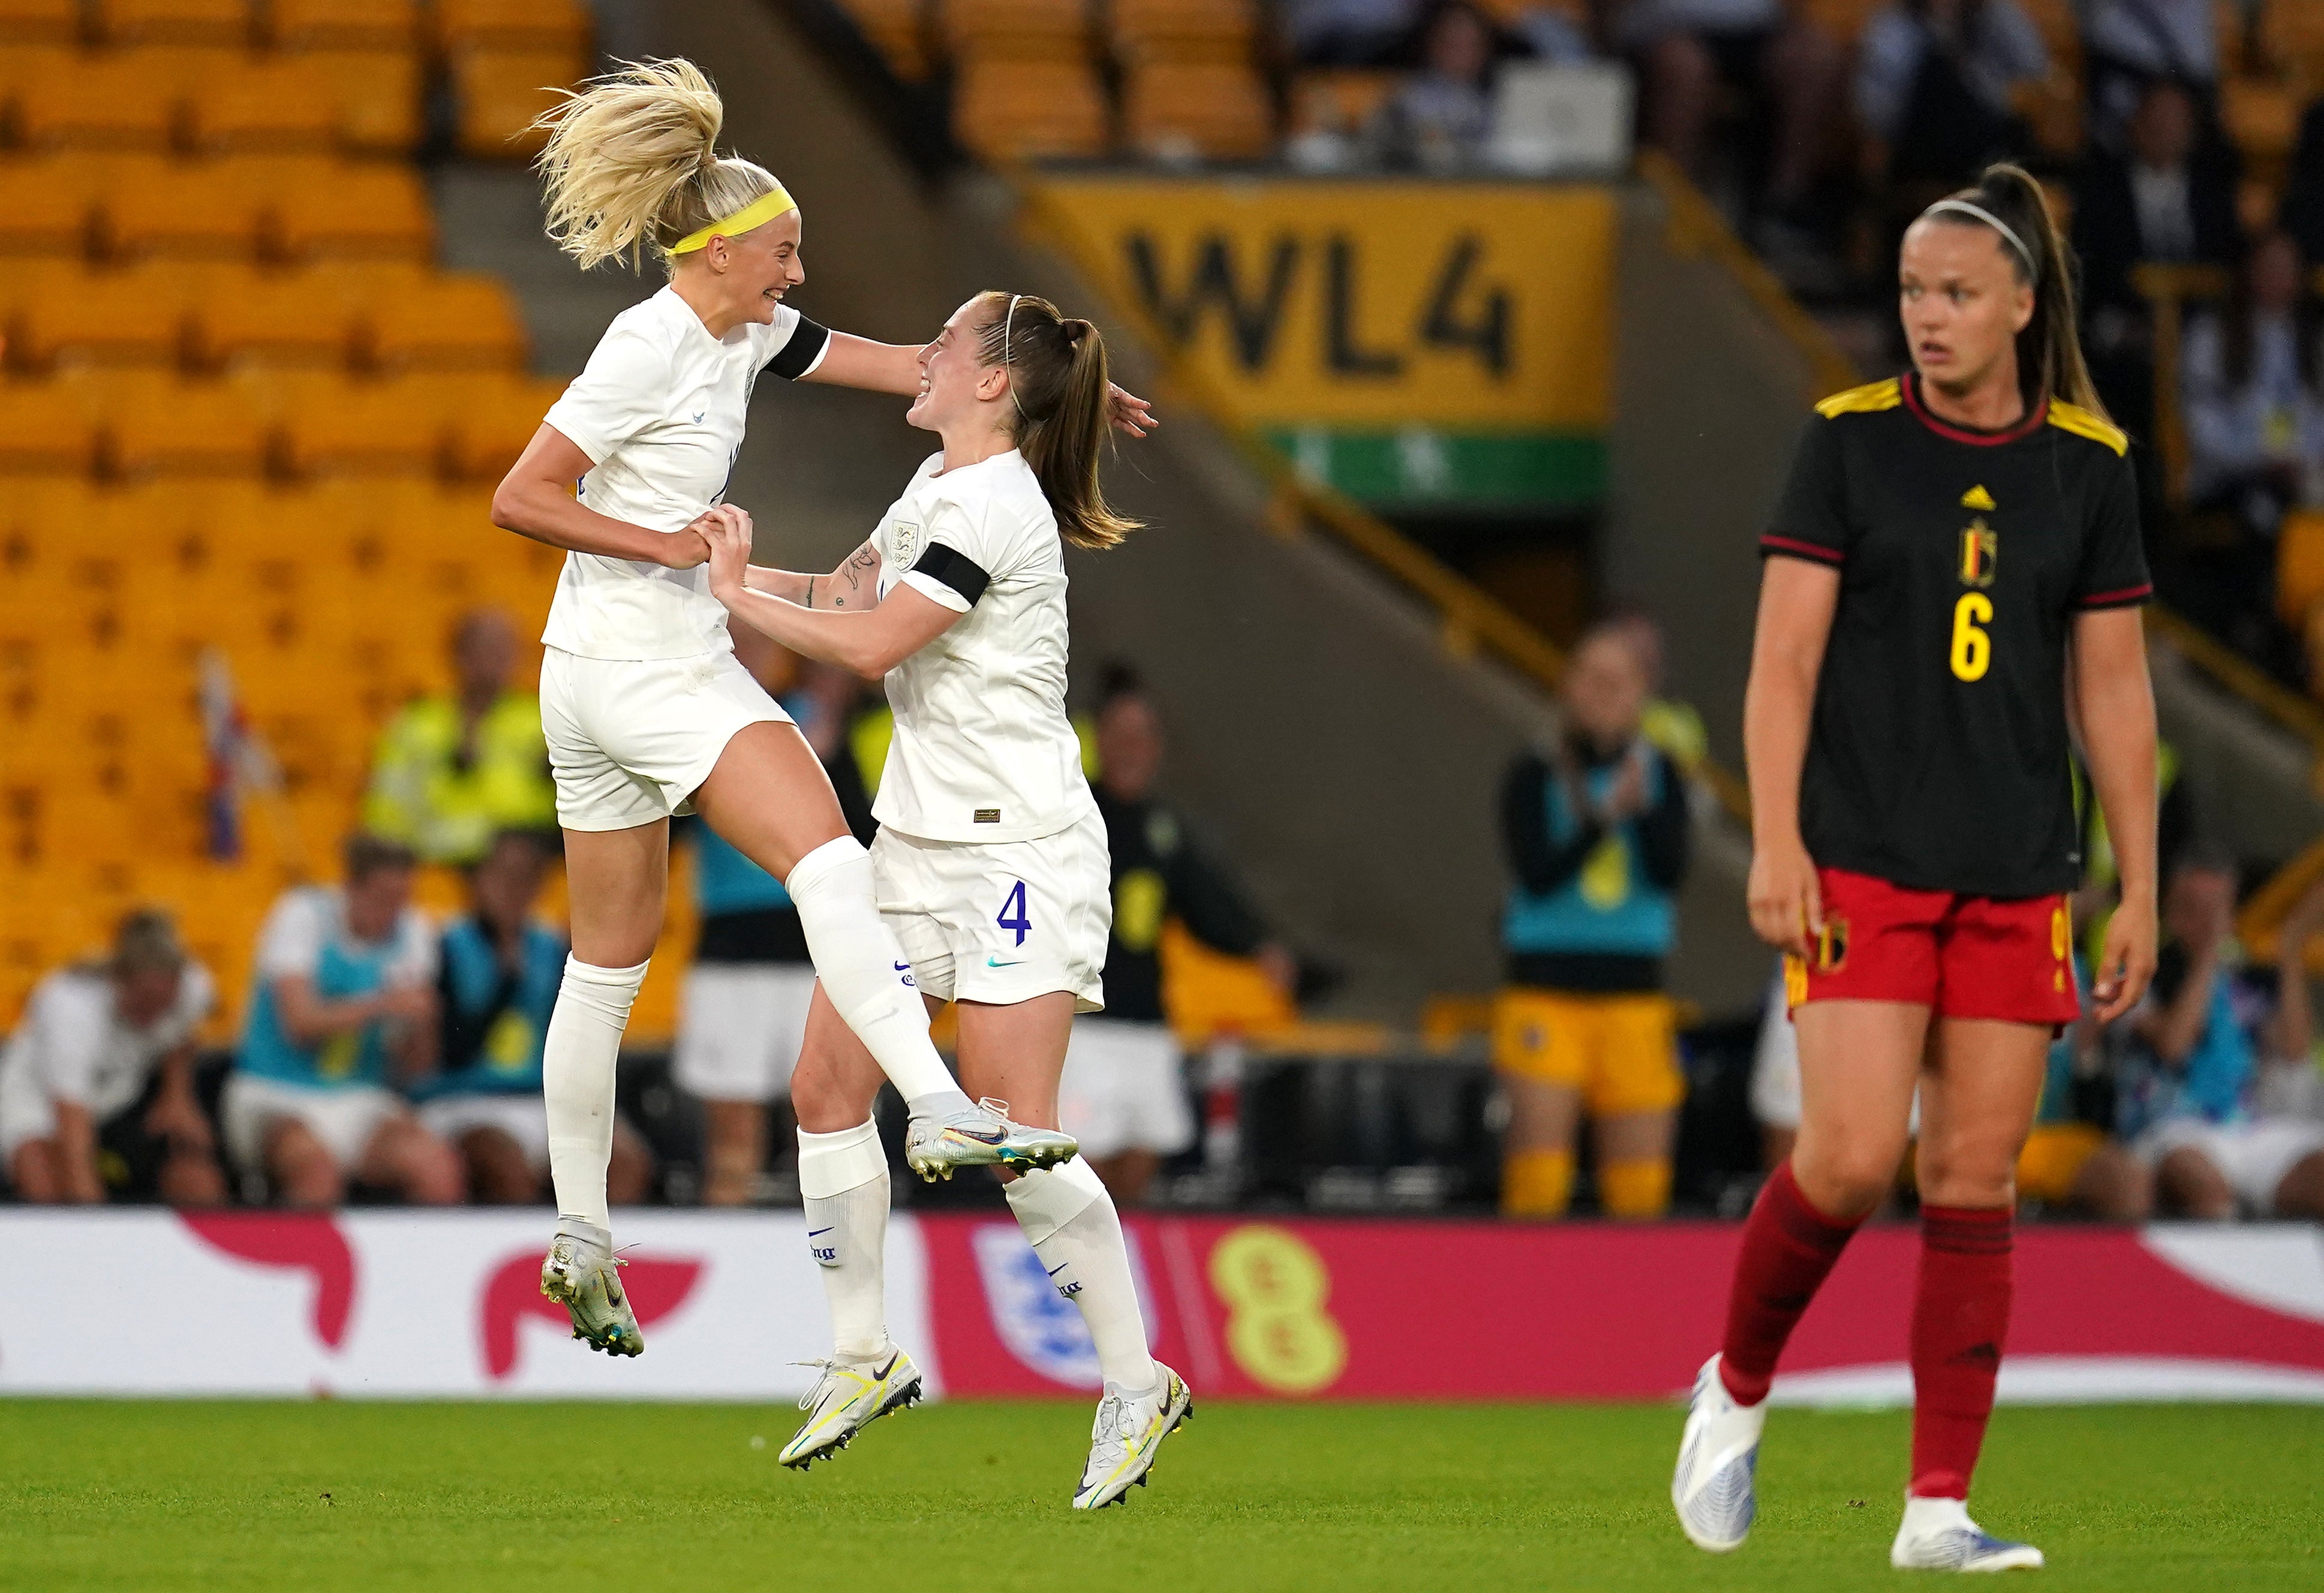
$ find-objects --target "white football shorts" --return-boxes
[1057,1017,1196,1160]
[671,963,819,1104]
[540,646,792,831]
[221,1075,406,1172]
[416,1092,551,1170]
[873,807,1110,1014]
[2136,1116,2324,1215]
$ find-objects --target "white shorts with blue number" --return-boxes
[871,808,1110,1014]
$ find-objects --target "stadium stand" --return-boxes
[0,7,588,1039]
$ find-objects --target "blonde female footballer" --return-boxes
[489,61,1155,1355]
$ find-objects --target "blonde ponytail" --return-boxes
[533,58,786,273]
[1931,163,2112,422]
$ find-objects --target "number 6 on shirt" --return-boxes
[997,879,1032,946]
[1950,592,1992,682]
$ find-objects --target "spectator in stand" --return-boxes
[1062,666,1294,1204]
[1604,610,1708,774]
[2184,232,2323,541]
[221,834,463,1207]
[416,830,656,1205]
[0,910,224,1206]
[2074,79,2242,330]
[1281,0,1423,65]
[674,635,878,1207]
[1495,621,1689,1219]
[1854,1,2049,194]
[2122,850,2324,1219]
[1610,0,1845,248]
[362,609,556,867]
[1366,1,1509,171]
[2259,868,2324,1123]
[2081,0,2218,152]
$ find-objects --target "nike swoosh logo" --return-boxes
[987,957,1024,968]
[1047,1263,1067,1276]
[894,962,913,972]
[876,1354,899,1378]
[807,1228,833,1237]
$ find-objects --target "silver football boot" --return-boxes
[539,1217,644,1358]
[903,1096,1078,1181]
[778,1348,924,1469]
[1072,1364,1194,1510]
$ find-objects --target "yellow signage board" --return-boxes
[1027,180,1616,435]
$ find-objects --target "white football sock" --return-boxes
[1005,1158,1157,1393]
[786,837,969,1113]
[543,954,647,1232]
[798,1119,891,1362]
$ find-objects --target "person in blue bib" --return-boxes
[221,834,464,1206]
[415,830,656,1204]
[1494,621,1691,1220]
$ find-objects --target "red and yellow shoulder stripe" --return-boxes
[1813,377,1902,419]
[2047,400,2129,456]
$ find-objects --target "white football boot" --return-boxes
[1672,1353,1766,1552]
[778,1349,924,1469]
[1072,1364,1193,1510]
[1890,1496,2046,1571]
[903,1096,1078,1182]
[539,1218,643,1358]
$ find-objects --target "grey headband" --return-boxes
[1924,198,2038,282]
[1001,293,1025,416]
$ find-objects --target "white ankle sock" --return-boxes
[543,954,647,1231]
[798,1119,891,1361]
[1005,1159,1156,1393]
[786,837,969,1114]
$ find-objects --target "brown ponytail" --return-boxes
[1929,163,2110,422]
[970,290,1141,551]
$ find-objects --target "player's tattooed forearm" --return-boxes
[805,576,816,609]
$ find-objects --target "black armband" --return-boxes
[765,318,831,381]
[913,542,991,606]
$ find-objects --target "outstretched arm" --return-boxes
[742,537,886,610]
[702,509,958,679]
[804,330,1158,437]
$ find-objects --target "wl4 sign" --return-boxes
[1033,180,1616,508]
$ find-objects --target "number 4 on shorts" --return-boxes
[996,879,1031,946]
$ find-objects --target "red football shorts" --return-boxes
[1782,867,2079,1026]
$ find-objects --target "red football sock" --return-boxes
[1910,1204,2014,1500]
[1718,1161,1865,1406]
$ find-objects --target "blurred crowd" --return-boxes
[0,611,1294,1213]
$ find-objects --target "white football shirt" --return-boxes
[0,963,215,1125]
[871,449,1098,844]
[541,286,830,660]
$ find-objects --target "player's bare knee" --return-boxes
[2272,1153,2324,1221]
[1794,1142,1901,1217]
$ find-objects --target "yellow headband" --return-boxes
[668,184,796,255]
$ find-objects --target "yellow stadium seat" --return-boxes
[269,0,418,52]
[1122,59,1271,160]
[433,0,591,53]
[1288,68,1397,139]
[368,271,530,369]
[2260,2,2324,91]
[103,157,273,259]
[2221,76,2301,170]
[94,0,252,48]
[834,0,931,80]
[0,154,103,257]
[303,47,422,154]
[952,54,1110,158]
[273,161,434,259]
[0,254,80,333]
[17,265,193,367]
[14,53,189,149]
[450,46,584,159]
[195,266,363,367]
[1110,0,1253,62]
[190,56,340,152]
[276,374,449,476]
[97,375,275,477]
[0,0,77,46]
[444,372,565,480]
[944,0,1089,54]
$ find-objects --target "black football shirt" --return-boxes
[1761,373,2150,898]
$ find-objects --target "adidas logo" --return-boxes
[1961,485,1996,510]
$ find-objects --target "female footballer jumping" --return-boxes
[489,60,1153,1356]
[694,290,1190,1508]
[1670,164,2158,1570]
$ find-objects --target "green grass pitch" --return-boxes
[3,1400,2319,1591]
